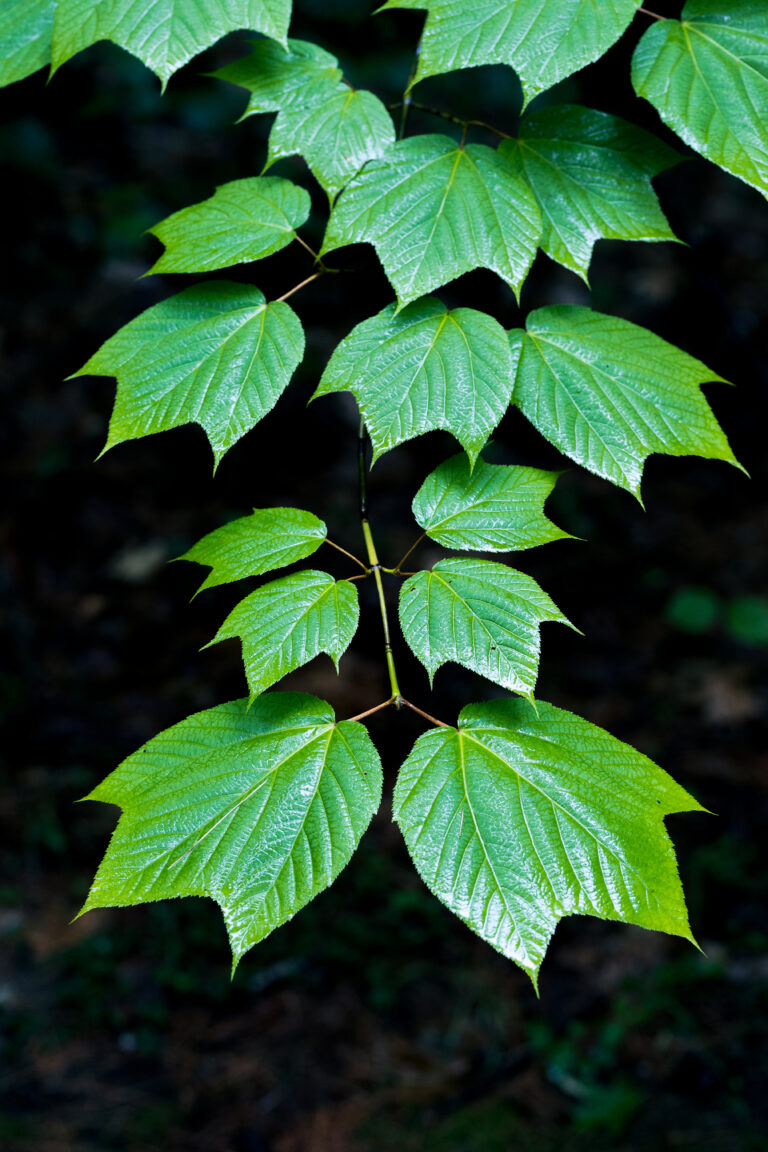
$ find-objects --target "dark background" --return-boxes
[1,1,766,1148]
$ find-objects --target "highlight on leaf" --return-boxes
[0,0,55,87]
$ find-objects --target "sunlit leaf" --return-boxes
[0,0,55,87]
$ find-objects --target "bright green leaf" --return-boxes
[500,105,680,281]
[413,451,572,553]
[147,177,311,275]
[74,282,305,468]
[215,38,395,200]
[321,134,541,305]
[52,0,291,85]
[178,507,327,594]
[209,570,359,697]
[510,305,739,498]
[394,697,702,983]
[633,1,768,201]
[314,299,514,465]
[0,0,55,87]
[399,557,573,698]
[81,693,382,966]
[380,0,641,107]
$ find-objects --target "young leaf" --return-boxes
[81,694,383,966]
[0,0,54,87]
[380,0,641,107]
[147,177,311,275]
[394,697,703,984]
[500,105,680,282]
[52,0,292,86]
[321,135,541,305]
[413,451,572,553]
[215,38,395,201]
[178,507,327,594]
[510,305,739,498]
[73,282,305,468]
[314,299,514,464]
[633,1,768,201]
[398,558,573,698]
[209,571,359,697]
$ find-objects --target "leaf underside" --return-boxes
[399,557,573,698]
[510,305,739,497]
[394,697,703,984]
[209,570,359,697]
[74,281,305,468]
[633,1,768,201]
[81,694,383,967]
[314,298,515,464]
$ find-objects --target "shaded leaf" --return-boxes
[510,305,739,497]
[82,694,382,966]
[314,299,514,464]
[147,177,311,275]
[380,0,641,107]
[413,451,572,553]
[633,1,768,201]
[215,38,395,200]
[0,0,54,87]
[501,105,680,281]
[321,134,541,305]
[399,557,572,698]
[52,0,291,85]
[209,570,359,697]
[179,507,327,594]
[394,697,702,983]
[74,282,304,468]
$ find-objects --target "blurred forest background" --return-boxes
[1,1,766,1149]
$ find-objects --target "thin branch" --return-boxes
[393,532,426,574]
[346,697,395,724]
[324,538,369,573]
[275,270,324,303]
[399,697,450,729]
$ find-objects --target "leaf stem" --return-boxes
[392,100,512,141]
[399,38,421,139]
[294,233,321,262]
[275,269,324,303]
[359,420,402,702]
[638,7,665,18]
[346,697,395,723]
[399,697,450,728]
[392,532,426,574]
[324,538,370,573]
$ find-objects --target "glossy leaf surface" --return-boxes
[0,0,54,86]
[314,299,514,464]
[399,558,572,698]
[413,451,571,553]
[501,105,679,281]
[380,0,641,106]
[52,0,291,85]
[74,282,304,467]
[82,694,382,965]
[216,38,395,200]
[510,305,738,497]
[210,571,359,697]
[633,1,768,200]
[394,697,702,983]
[322,134,541,305]
[179,508,327,594]
[147,177,311,275]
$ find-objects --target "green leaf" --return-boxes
[510,305,739,498]
[209,571,359,697]
[74,282,305,468]
[394,697,702,983]
[147,177,311,275]
[321,135,541,305]
[52,0,292,85]
[81,693,382,967]
[413,451,571,554]
[632,1,768,201]
[500,105,680,282]
[314,299,514,464]
[380,0,641,107]
[179,507,327,594]
[0,0,55,87]
[215,38,395,201]
[398,557,573,698]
